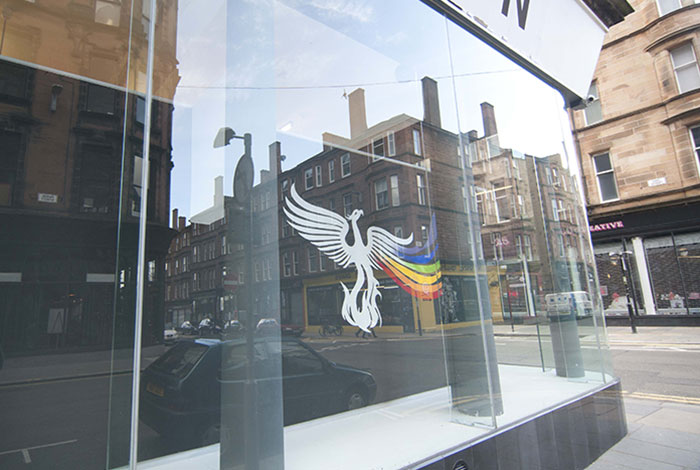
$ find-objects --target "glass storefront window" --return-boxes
[0,1,618,469]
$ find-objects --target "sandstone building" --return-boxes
[570,0,700,316]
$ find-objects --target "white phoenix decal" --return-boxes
[284,184,442,332]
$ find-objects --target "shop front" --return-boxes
[591,201,700,320]
[0,1,631,469]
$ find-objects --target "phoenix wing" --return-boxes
[367,222,442,300]
[284,184,353,268]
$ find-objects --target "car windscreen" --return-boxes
[149,342,209,379]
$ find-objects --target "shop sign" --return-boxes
[647,177,667,187]
[426,0,607,98]
[38,193,58,203]
[590,220,624,233]
[224,273,240,292]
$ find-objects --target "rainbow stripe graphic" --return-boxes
[376,216,442,300]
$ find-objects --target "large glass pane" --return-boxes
[1,1,618,469]
[0,1,154,469]
[445,12,611,426]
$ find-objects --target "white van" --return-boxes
[545,291,593,318]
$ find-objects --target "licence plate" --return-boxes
[146,382,164,397]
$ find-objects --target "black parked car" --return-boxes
[140,337,376,446]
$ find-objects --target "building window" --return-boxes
[491,233,504,261]
[221,235,227,255]
[517,195,525,217]
[281,178,289,193]
[341,153,351,177]
[557,234,566,257]
[394,226,403,238]
[413,129,422,156]
[329,198,335,212]
[0,62,29,101]
[308,248,319,272]
[95,0,121,26]
[387,132,396,156]
[343,193,353,217]
[265,258,272,280]
[319,249,326,271]
[305,168,314,190]
[375,179,389,210]
[420,225,429,246]
[657,0,697,16]
[545,167,552,185]
[516,235,523,258]
[584,82,603,125]
[283,253,291,277]
[690,126,700,175]
[328,160,335,182]
[292,251,299,275]
[670,43,700,94]
[494,183,511,222]
[593,153,619,202]
[86,84,116,115]
[524,235,533,260]
[417,174,426,205]
[390,175,399,206]
[551,198,560,221]
[372,137,385,160]
[255,263,262,282]
[315,165,322,187]
[0,131,21,206]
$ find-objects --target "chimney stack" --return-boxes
[214,176,224,206]
[178,216,186,231]
[480,102,498,137]
[348,88,368,139]
[172,208,178,229]
[422,77,441,128]
[269,141,282,178]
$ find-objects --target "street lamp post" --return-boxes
[611,250,637,334]
[215,129,259,470]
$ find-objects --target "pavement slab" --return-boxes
[586,398,700,470]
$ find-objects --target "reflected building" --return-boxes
[0,0,179,354]
[166,77,484,333]
[466,105,591,321]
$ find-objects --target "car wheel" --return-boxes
[200,422,221,446]
[345,387,367,410]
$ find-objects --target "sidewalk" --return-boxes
[0,344,166,386]
[586,397,700,470]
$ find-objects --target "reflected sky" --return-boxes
[170,0,577,218]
